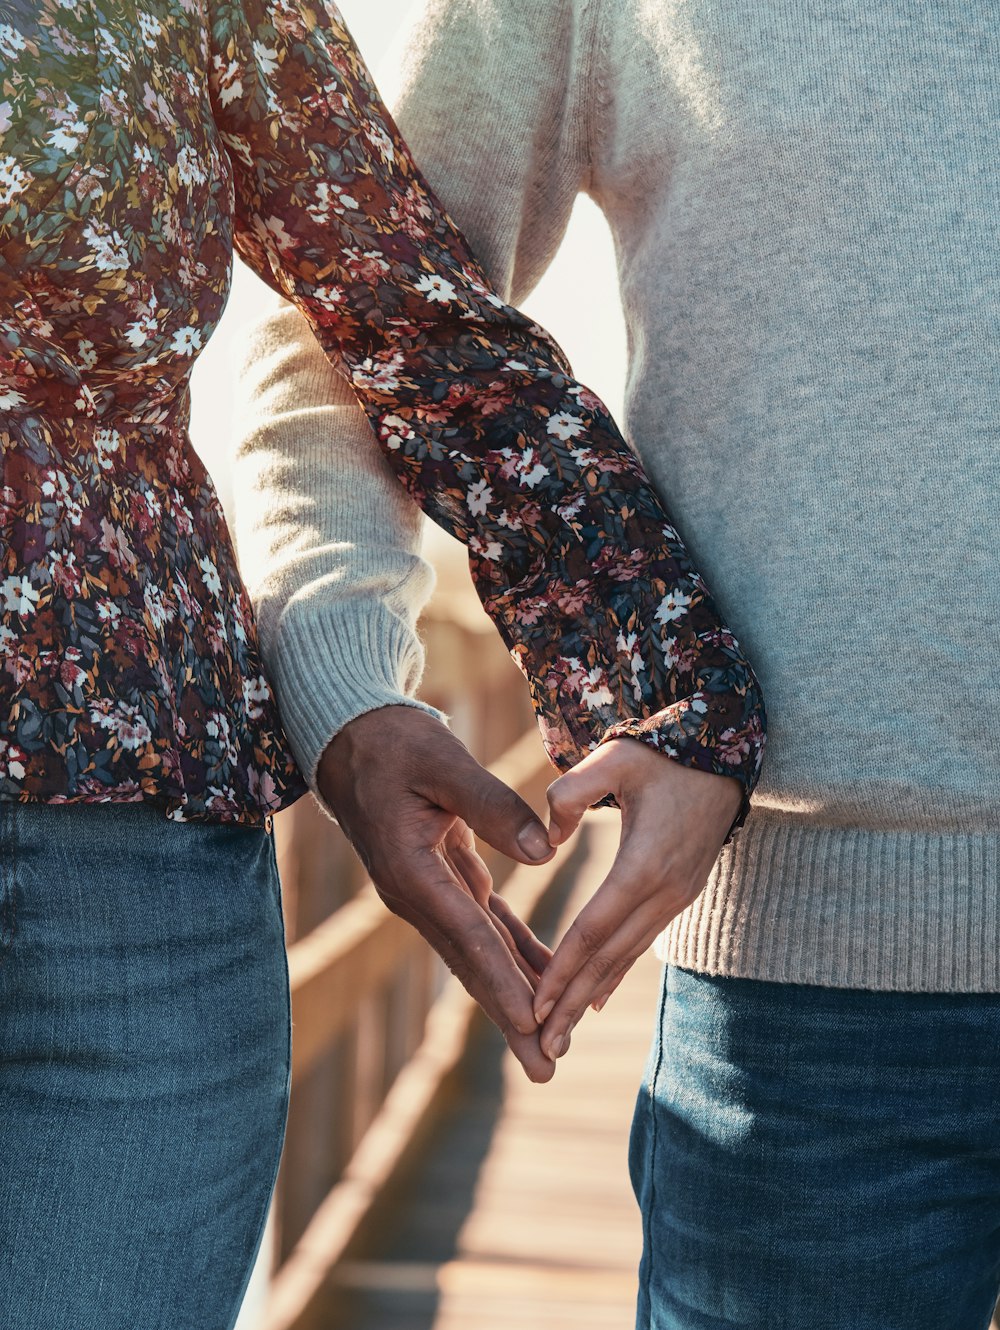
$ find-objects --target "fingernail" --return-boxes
[547,1035,565,1060]
[534,999,555,1025]
[594,993,611,1013]
[518,821,551,861]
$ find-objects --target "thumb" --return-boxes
[546,745,620,846]
[426,749,555,865]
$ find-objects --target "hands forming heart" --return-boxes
[318,706,741,1082]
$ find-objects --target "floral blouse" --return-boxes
[0,0,765,827]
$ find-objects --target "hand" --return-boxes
[532,740,742,1061]
[316,706,558,1082]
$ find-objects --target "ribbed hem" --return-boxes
[664,810,1000,992]
[267,596,444,794]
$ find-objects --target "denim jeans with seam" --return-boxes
[0,800,291,1330]
[631,964,1000,1330]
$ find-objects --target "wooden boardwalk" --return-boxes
[323,811,662,1330]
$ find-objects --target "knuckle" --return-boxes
[574,922,610,957]
[659,869,699,911]
[546,779,573,815]
[443,955,475,990]
[459,917,495,961]
[583,950,621,984]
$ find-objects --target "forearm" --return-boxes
[233,299,442,786]
[221,0,764,817]
[231,0,589,776]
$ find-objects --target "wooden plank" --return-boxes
[332,1258,638,1301]
[287,891,419,1082]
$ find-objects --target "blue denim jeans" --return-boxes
[631,965,1000,1329]
[0,802,291,1329]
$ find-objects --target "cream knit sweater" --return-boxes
[234,0,1000,991]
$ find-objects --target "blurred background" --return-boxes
[188,5,661,1327]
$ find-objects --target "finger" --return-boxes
[398,847,543,1037]
[462,875,540,988]
[540,915,666,1058]
[389,894,555,1084]
[421,748,555,866]
[438,839,539,986]
[494,917,543,989]
[531,841,673,1024]
[536,880,672,1058]
[445,830,494,909]
[546,744,624,847]
[489,893,552,977]
[445,822,552,978]
[592,969,628,1011]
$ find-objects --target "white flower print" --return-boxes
[470,535,503,563]
[212,56,245,108]
[243,675,271,721]
[364,121,395,165]
[137,11,163,49]
[253,40,280,76]
[176,144,208,187]
[0,26,26,60]
[124,320,152,349]
[169,325,203,356]
[307,181,358,222]
[0,100,12,134]
[1,575,39,616]
[0,738,26,782]
[82,222,129,271]
[516,448,550,489]
[353,354,404,392]
[312,283,345,310]
[467,480,492,516]
[656,589,693,623]
[96,599,122,629]
[253,213,295,255]
[199,556,222,598]
[207,711,239,765]
[617,630,646,704]
[547,412,586,442]
[556,495,586,522]
[46,122,88,153]
[143,581,175,632]
[92,702,153,751]
[380,414,415,450]
[0,155,29,206]
[580,668,614,711]
[0,387,26,411]
[414,273,457,303]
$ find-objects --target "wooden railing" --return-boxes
[256,590,561,1330]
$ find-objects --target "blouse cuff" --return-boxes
[599,700,766,840]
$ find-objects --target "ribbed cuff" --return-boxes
[266,596,445,793]
[663,809,1000,992]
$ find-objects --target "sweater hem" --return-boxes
[663,810,1000,993]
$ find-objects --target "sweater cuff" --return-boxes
[264,596,445,794]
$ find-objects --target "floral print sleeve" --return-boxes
[209,0,766,825]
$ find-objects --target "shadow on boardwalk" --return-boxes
[324,812,662,1330]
